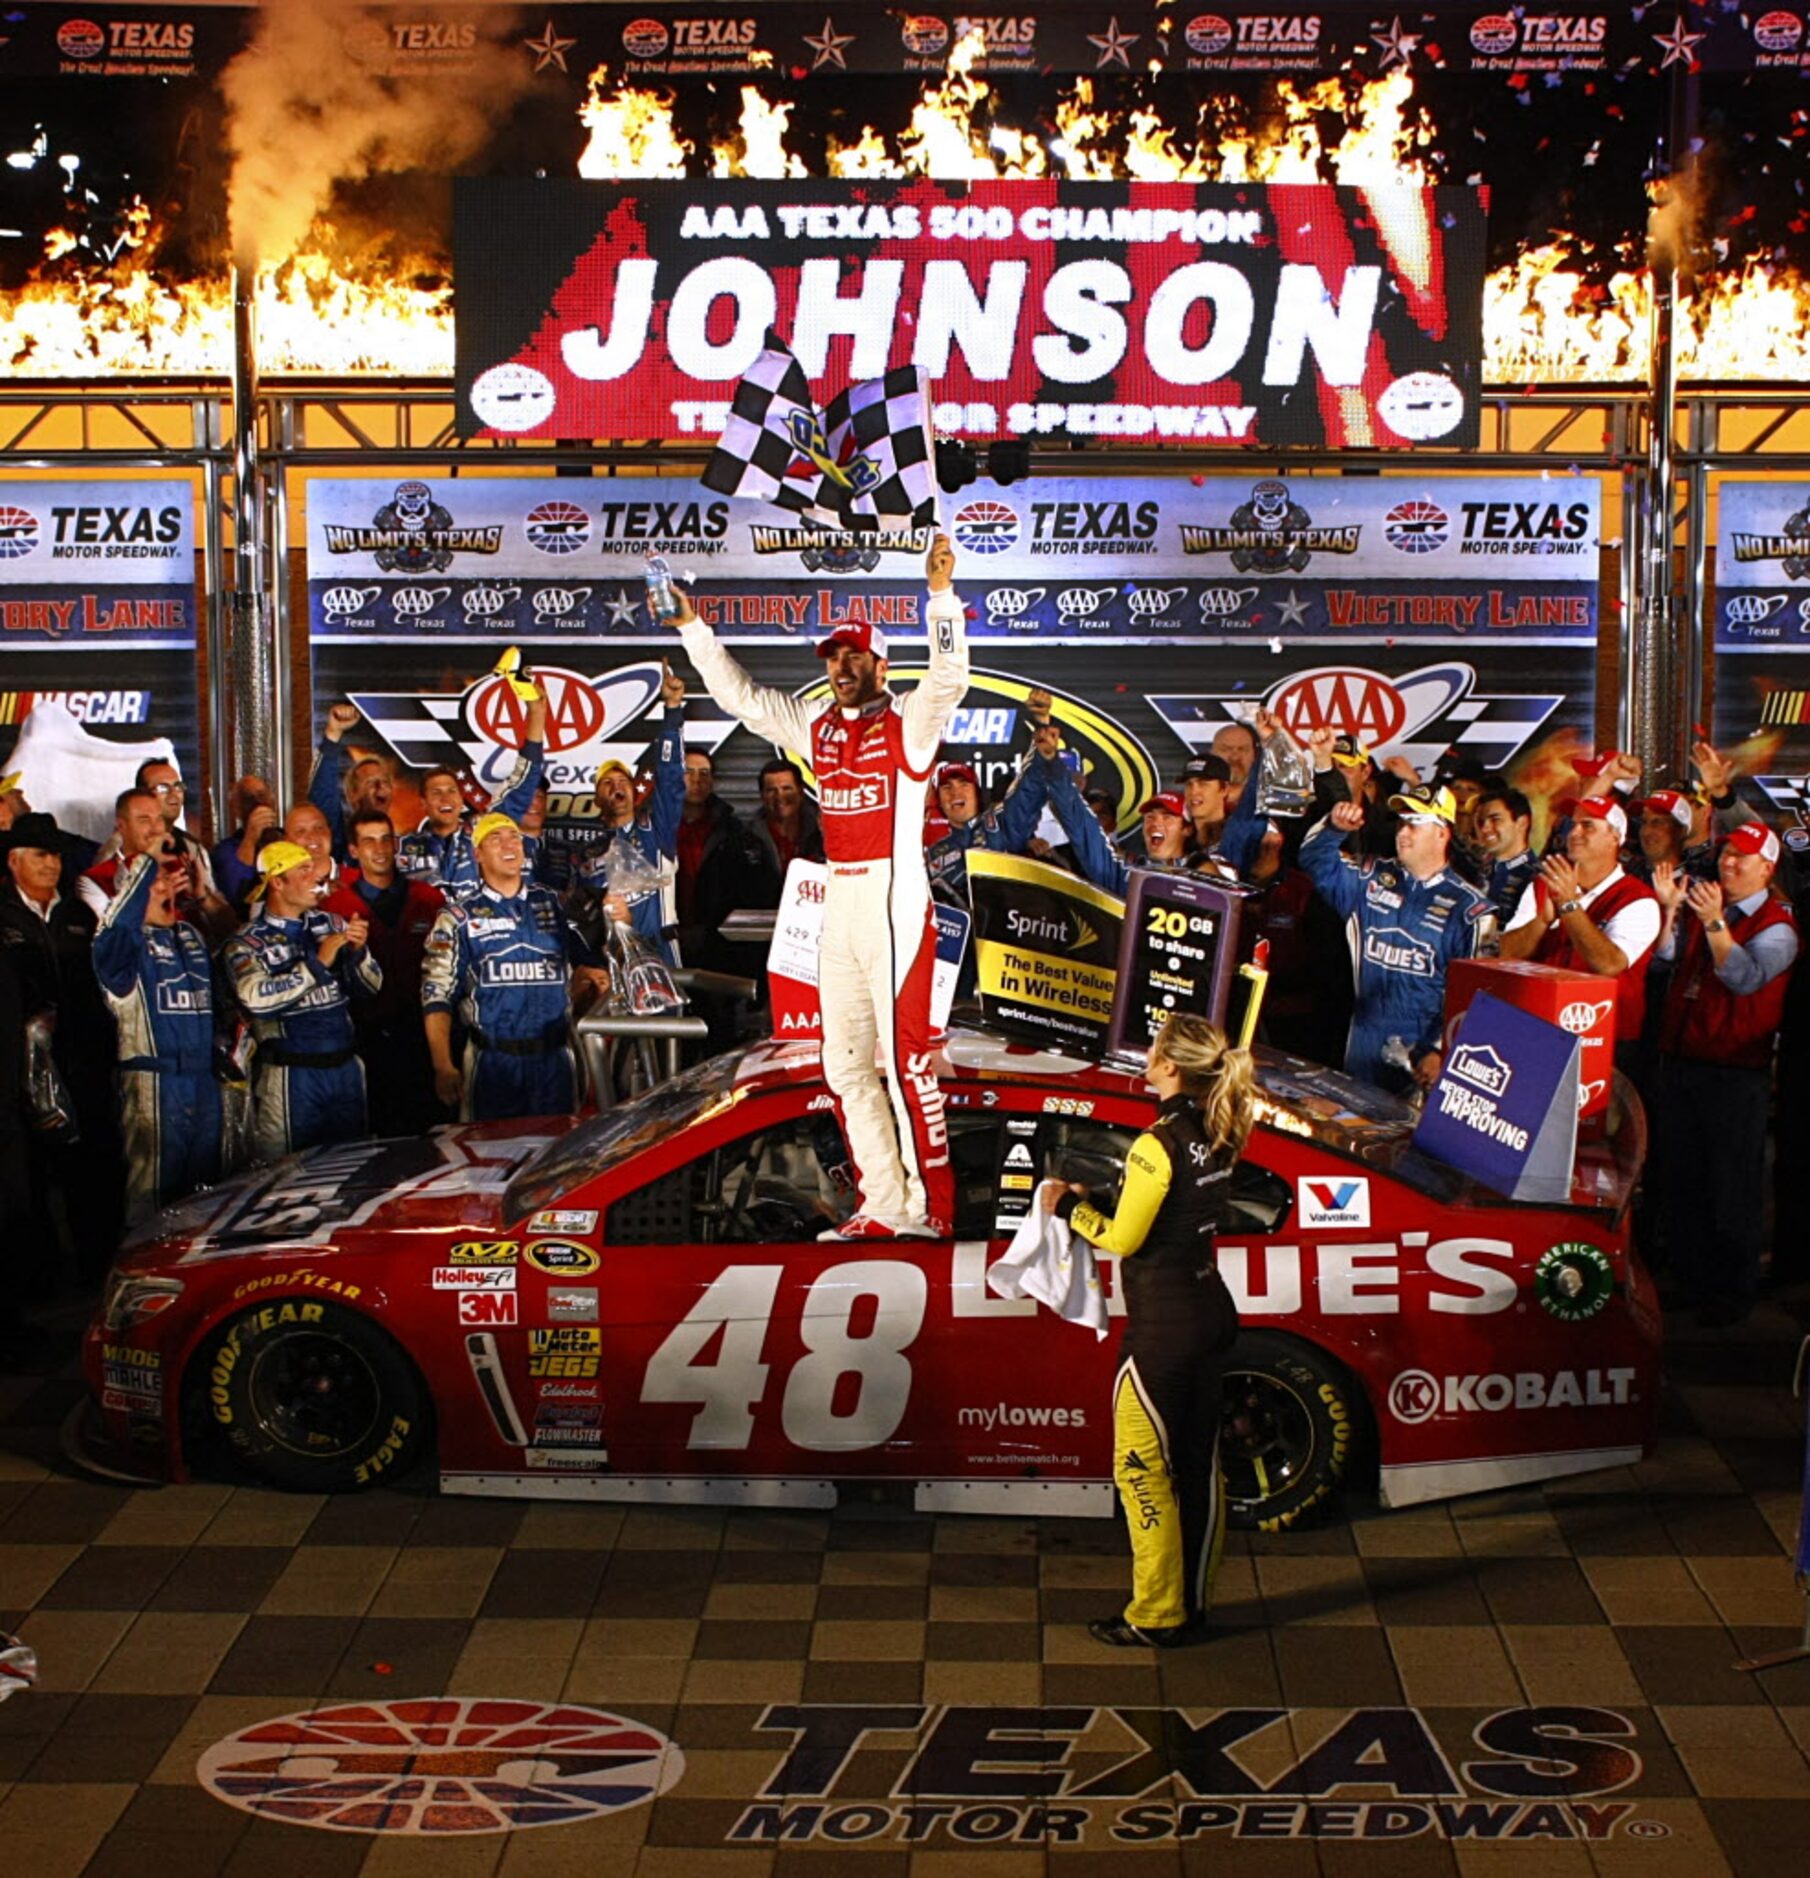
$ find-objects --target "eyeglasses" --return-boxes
[148,780,184,795]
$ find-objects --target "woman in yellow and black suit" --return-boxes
[1041,1012,1255,1648]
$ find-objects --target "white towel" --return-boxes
[987,1201,1110,1340]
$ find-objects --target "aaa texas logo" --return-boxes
[196,1697,683,1835]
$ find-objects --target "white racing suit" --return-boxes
[679,592,968,1229]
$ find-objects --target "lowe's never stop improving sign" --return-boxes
[455,179,1488,450]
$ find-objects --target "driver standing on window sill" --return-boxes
[666,533,968,1242]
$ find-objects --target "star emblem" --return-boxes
[603,589,641,628]
[1651,14,1703,68]
[803,15,854,69]
[1087,16,1139,69]
[1274,589,1311,628]
[524,19,577,73]
[1370,15,1421,68]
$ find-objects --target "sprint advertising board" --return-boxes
[307,474,1597,840]
[0,479,200,840]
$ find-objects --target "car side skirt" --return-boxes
[914,1479,1114,1518]
[442,1471,837,1509]
[1379,1445,1644,1510]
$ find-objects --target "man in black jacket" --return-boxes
[0,812,124,1284]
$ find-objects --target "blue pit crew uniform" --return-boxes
[421,881,593,1120]
[1298,817,1488,1092]
[926,760,1053,909]
[1043,755,1268,895]
[397,740,544,897]
[226,904,382,1160]
[1481,849,1537,923]
[572,705,686,962]
[92,854,222,1221]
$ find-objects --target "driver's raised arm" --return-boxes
[674,596,816,754]
[901,530,970,771]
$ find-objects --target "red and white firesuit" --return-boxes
[679,592,968,1231]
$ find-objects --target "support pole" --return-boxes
[227,265,274,799]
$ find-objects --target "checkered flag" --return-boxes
[702,334,937,533]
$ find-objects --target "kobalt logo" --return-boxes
[1390,1367,1638,1424]
[1128,586,1187,616]
[1384,499,1450,555]
[986,586,1044,622]
[525,501,591,554]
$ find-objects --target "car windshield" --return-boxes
[503,1055,743,1222]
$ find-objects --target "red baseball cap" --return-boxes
[815,623,889,660]
[935,761,980,790]
[1572,750,1625,778]
[1724,820,1781,863]
[1640,789,1692,830]
[1573,795,1629,840]
[1139,791,1186,818]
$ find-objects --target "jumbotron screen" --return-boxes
[454,178,1488,450]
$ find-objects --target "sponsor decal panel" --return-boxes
[432,1267,517,1291]
[457,1291,519,1326]
[1297,1177,1370,1231]
[1389,1366,1638,1425]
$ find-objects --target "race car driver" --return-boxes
[225,840,382,1160]
[93,850,221,1222]
[670,532,968,1239]
[1299,782,1490,1093]
[422,813,609,1121]
[398,688,547,897]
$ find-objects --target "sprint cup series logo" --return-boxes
[322,481,504,574]
[1148,662,1563,778]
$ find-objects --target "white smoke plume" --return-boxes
[221,3,537,268]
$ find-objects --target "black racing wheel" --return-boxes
[1219,1331,1358,1531]
[200,1299,430,1492]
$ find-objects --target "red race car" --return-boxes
[76,1033,1658,1531]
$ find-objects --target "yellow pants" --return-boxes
[1113,1354,1228,1631]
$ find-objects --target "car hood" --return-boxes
[119,1122,568,1268]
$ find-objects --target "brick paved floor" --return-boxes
[1,1292,1807,1875]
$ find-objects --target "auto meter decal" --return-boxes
[1535,1242,1616,1322]
[196,1697,683,1834]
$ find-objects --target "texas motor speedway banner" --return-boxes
[0,479,199,841]
[306,471,1598,836]
[455,178,1487,451]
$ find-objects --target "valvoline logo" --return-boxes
[1298,1176,1370,1230]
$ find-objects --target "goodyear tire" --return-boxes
[1219,1331,1357,1532]
[201,1299,429,1493]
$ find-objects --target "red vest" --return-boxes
[1533,869,1657,1041]
[1660,894,1797,1069]
[811,700,919,864]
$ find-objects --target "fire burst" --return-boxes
[0,64,1804,384]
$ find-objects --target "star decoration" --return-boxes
[1087,16,1139,69]
[1274,589,1311,628]
[1651,14,1703,68]
[603,589,641,628]
[803,15,854,69]
[1370,16,1421,68]
[524,19,577,73]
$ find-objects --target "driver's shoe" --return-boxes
[819,1213,899,1242]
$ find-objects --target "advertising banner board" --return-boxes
[967,850,1123,1055]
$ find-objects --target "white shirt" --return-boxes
[987,1204,1109,1341]
[18,889,59,924]
[1505,863,1662,965]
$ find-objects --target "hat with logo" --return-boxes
[1640,789,1693,830]
[249,839,312,896]
[1724,820,1782,864]
[1572,795,1629,840]
[1387,782,1457,826]
[1179,753,1232,785]
[0,810,59,856]
[1572,749,1626,779]
[1329,732,1372,768]
[935,761,980,791]
[1138,791,1186,819]
[0,771,21,799]
[594,758,633,787]
[815,622,889,660]
[472,812,521,850]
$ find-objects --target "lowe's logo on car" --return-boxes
[1298,1177,1370,1230]
[1448,1042,1512,1097]
[1216,1236,1518,1317]
[1388,1365,1639,1425]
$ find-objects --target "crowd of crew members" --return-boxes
[0,666,1799,1363]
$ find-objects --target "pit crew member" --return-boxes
[670,533,968,1239]
[1471,784,1538,921]
[1299,782,1489,1092]
[1041,1013,1252,1647]
[399,689,547,896]
[226,840,381,1160]
[422,813,608,1121]
[93,850,221,1221]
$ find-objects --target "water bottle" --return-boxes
[644,554,682,623]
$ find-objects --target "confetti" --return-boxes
[373,1662,394,1675]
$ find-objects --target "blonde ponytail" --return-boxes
[1151,1013,1257,1160]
